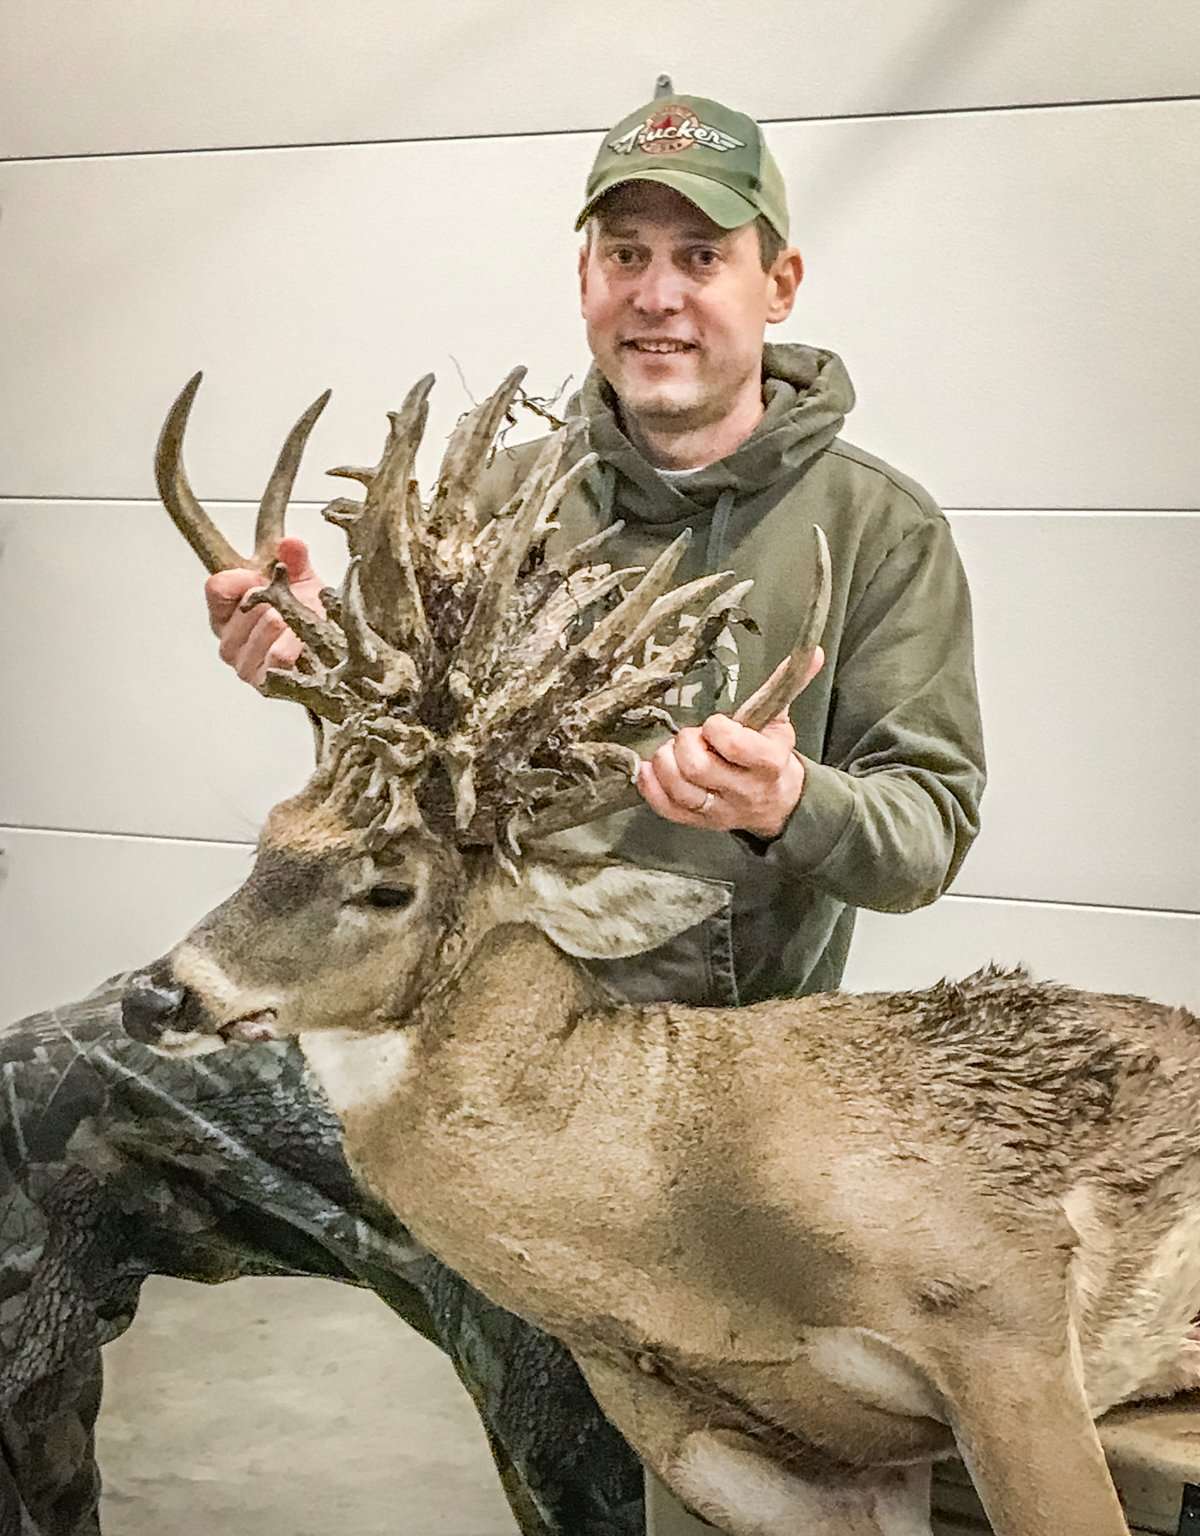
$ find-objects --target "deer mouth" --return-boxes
[218,1009,280,1044]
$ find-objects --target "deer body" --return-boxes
[298,919,1200,1535]
[130,369,1199,1533]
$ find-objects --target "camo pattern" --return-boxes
[0,973,644,1535]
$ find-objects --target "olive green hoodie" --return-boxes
[479,343,986,1007]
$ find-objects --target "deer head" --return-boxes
[123,368,829,1053]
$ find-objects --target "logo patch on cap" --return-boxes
[607,104,746,158]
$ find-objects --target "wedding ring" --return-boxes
[698,790,715,816]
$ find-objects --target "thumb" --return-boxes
[276,536,317,585]
[760,713,798,751]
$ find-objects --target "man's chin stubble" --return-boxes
[617,382,713,429]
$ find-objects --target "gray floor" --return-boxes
[97,1274,520,1535]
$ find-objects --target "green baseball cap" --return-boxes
[575,89,789,240]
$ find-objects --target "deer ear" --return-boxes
[511,859,733,960]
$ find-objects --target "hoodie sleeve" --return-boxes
[765,514,986,913]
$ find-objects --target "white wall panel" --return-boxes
[2,0,1195,160]
[1,101,1197,510]
[845,895,1199,1012]
[0,827,253,1026]
[949,512,1199,913]
[0,502,348,846]
[1,505,1195,917]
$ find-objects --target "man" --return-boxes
[0,89,984,1534]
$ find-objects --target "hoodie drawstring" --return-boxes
[595,464,733,568]
[595,462,617,526]
[704,488,737,572]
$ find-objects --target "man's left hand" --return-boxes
[638,709,806,840]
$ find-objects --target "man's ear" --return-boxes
[498,859,732,960]
[578,240,589,312]
[767,247,804,324]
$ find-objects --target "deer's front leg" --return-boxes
[945,1348,1129,1536]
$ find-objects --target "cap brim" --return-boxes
[574,166,759,232]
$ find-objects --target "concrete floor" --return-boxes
[92,1278,981,1535]
[91,1278,1189,1536]
[97,1274,519,1534]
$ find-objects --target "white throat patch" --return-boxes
[299,1028,417,1119]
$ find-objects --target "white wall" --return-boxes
[1,3,1196,1025]
[1,9,1197,1536]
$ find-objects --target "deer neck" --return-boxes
[409,921,607,1121]
[299,922,608,1135]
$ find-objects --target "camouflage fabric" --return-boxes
[0,973,644,1536]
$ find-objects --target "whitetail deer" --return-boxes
[125,368,1200,1536]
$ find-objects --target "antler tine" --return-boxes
[452,435,578,689]
[531,447,599,533]
[514,579,756,845]
[733,525,831,731]
[446,535,691,778]
[335,559,421,697]
[323,375,435,660]
[252,389,333,566]
[379,373,435,526]
[570,580,755,740]
[512,776,641,844]
[616,570,741,661]
[154,372,247,573]
[576,529,694,665]
[428,366,528,544]
[324,372,433,512]
[241,561,345,666]
[554,519,627,575]
[259,668,350,723]
[375,375,435,657]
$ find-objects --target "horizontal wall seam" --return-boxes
[0,825,254,853]
[942,508,1199,517]
[3,497,1198,515]
[946,891,1198,921]
[0,496,330,509]
[1,93,1195,168]
[1,825,1196,921]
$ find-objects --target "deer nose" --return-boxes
[122,968,190,1043]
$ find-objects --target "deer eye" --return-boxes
[364,885,415,910]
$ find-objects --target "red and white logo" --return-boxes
[608,104,745,158]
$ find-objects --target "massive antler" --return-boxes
[156,369,830,855]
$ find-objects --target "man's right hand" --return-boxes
[205,536,325,688]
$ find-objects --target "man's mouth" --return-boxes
[622,339,698,355]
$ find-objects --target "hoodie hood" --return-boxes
[569,342,856,523]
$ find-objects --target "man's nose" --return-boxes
[632,259,685,315]
[122,963,190,1043]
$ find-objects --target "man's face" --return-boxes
[579,182,794,435]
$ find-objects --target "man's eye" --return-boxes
[691,249,720,268]
[365,886,415,910]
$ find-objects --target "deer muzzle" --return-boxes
[123,963,195,1044]
[122,962,280,1050]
